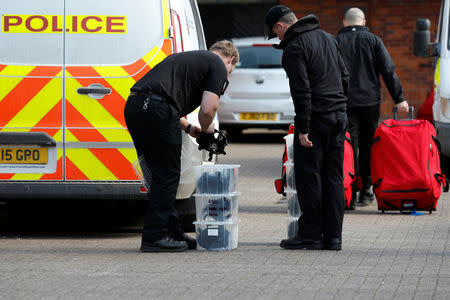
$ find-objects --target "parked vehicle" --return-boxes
[0,0,207,224]
[414,0,450,173]
[217,37,295,136]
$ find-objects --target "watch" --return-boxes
[185,123,192,134]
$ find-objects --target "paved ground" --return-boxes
[1,130,449,299]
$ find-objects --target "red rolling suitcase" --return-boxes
[371,107,448,213]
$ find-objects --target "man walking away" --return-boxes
[336,8,409,207]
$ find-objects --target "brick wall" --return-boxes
[281,0,441,119]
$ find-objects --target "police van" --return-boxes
[0,0,207,219]
[414,0,450,172]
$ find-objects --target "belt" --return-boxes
[130,91,164,101]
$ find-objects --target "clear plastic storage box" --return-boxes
[284,134,294,162]
[285,189,301,217]
[194,164,240,194]
[194,193,239,222]
[286,217,299,238]
[194,221,239,251]
[284,162,296,190]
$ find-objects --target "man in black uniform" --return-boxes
[336,8,409,207]
[124,41,239,252]
[266,5,349,250]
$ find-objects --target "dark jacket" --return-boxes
[336,26,404,108]
[275,15,348,134]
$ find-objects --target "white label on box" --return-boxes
[207,226,219,236]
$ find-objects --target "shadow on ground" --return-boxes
[226,128,288,144]
[0,199,145,237]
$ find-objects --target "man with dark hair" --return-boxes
[266,5,349,250]
[124,41,239,252]
[337,8,409,207]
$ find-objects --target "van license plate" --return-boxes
[240,113,277,121]
[0,148,48,164]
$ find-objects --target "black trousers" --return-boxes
[347,105,380,189]
[124,93,184,242]
[294,110,347,241]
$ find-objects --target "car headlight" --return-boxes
[441,97,450,119]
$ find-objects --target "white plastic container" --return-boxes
[194,193,239,222]
[285,189,301,218]
[284,162,296,190]
[284,134,294,162]
[194,164,240,194]
[194,221,239,251]
[286,217,299,238]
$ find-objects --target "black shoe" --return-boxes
[358,186,375,206]
[323,238,342,251]
[140,236,188,252]
[280,237,323,250]
[172,233,197,250]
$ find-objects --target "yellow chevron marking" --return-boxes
[10,130,63,180]
[142,46,160,64]
[97,129,132,142]
[0,66,35,102]
[435,58,440,86]
[4,74,62,128]
[92,66,135,99]
[148,49,167,68]
[66,74,123,129]
[118,148,138,164]
[163,0,170,38]
[65,130,117,180]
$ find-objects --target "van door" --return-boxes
[0,0,63,180]
[64,0,173,181]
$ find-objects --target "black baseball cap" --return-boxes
[265,5,293,39]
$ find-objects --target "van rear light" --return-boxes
[170,10,184,53]
[140,186,147,193]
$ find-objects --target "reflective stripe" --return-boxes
[92,66,135,99]
[0,66,35,101]
[65,73,123,129]
[3,74,62,128]
[64,141,134,148]
[163,0,170,38]
[435,58,441,86]
[65,130,117,180]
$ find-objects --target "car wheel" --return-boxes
[175,193,196,232]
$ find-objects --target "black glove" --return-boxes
[196,129,228,161]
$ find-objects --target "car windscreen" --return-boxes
[236,46,282,69]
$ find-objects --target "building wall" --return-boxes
[281,0,441,118]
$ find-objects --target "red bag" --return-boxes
[371,118,447,213]
[343,132,357,209]
[275,125,357,210]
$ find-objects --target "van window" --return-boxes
[65,0,164,66]
[0,0,64,66]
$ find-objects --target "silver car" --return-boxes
[218,37,295,136]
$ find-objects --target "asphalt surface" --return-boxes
[1,129,449,299]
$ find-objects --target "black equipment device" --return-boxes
[196,129,228,161]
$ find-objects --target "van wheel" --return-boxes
[175,193,196,232]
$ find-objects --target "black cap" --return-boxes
[265,5,293,39]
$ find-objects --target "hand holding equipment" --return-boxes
[196,129,228,161]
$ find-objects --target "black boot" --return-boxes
[140,236,188,252]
